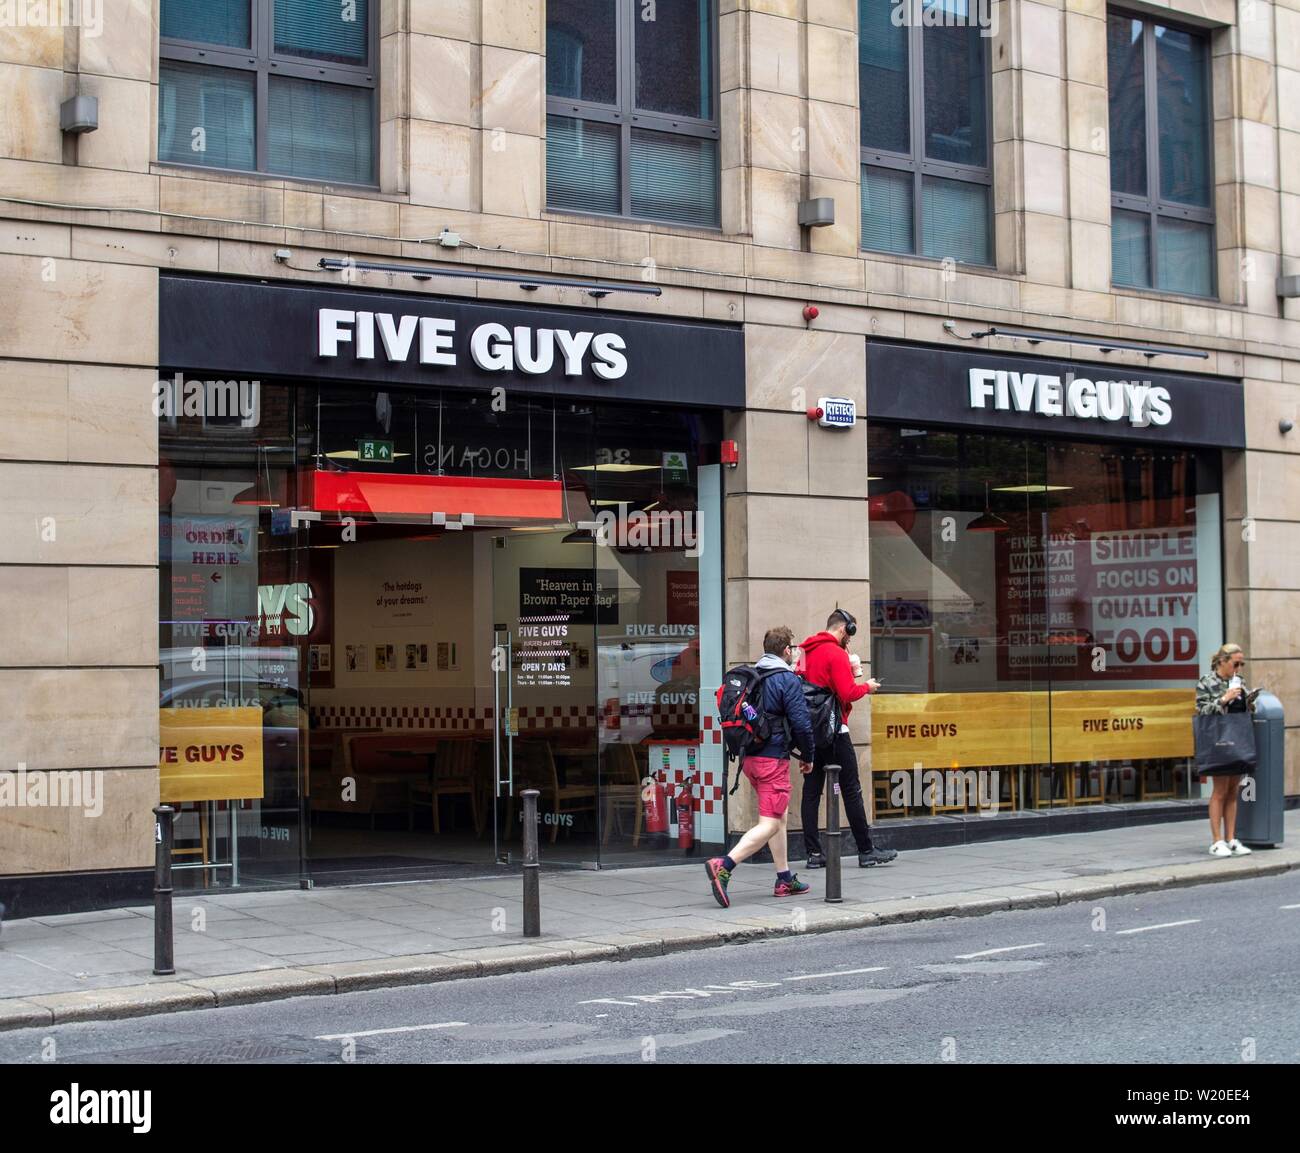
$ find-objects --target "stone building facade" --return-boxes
[0,0,1296,909]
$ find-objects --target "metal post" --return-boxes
[824,765,842,904]
[521,788,541,937]
[153,805,176,975]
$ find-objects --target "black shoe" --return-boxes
[858,847,898,867]
[805,852,827,870]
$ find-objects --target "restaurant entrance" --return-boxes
[160,379,727,890]
[296,518,602,879]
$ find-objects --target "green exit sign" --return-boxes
[358,439,394,463]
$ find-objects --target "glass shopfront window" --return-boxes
[158,379,725,889]
[867,424,1223,819]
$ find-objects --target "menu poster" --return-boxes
[666,570,699,626]
[997,523,1199,682]
[518,568,618,625]
[345,644,368,673]
[515,612,572,688]
[995,527,1058,679]
[164,511,258,641]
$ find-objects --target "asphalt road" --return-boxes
[3,873,1298,1065]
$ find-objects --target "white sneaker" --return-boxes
[1209,840,1232,857]
[1227,839,1253,856]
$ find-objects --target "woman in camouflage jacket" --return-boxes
[1194,642,1254,858]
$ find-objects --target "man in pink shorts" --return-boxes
[706,626,816,907]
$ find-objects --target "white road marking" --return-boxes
[579,980,778,1007]
[1115,919,1201,936]
[456,1029,739,1063]
[954,943,1045,959]
[1280,904,1300,911]
[784,967,889,982]
[315,1022,466,1040]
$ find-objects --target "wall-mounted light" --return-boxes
[1281,419,1295,434]
[1277,275,1300,299]
[798,197,835,228]
[60,95,98,134]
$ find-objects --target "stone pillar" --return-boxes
[1064,0,1110,292]
[726,324,870,834]
[1217,0,1282,313]
[0,273,160,875]
[805,2,859,257]
[1012,0,1070,286]
[0,0,159,878]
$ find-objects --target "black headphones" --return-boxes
[831,608,857,637]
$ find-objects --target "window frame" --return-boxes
[158,0,379,187]
[545,0,722,228]
[859,0,995,266]
[1108,10,1217,298]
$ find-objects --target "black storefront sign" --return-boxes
[159,274,744,409]
[867,341,1245,449]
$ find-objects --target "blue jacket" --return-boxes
[749,654,816,761]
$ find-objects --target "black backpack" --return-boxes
[715,664,786,793]
[800,679,841,756]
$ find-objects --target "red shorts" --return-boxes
[743,755,791,818]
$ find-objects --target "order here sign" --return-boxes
[159,707,265,803]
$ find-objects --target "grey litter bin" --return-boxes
[1238,691,1285,848]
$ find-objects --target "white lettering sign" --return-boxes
[968,368,1171,427]
[318,310,627,380]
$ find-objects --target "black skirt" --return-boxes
[1200,762,1254,778]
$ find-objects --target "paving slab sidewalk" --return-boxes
[2,813,1297,1030]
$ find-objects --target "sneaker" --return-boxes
[705,857,732,908]
[1227,839,1253,856]
[858,847,898,867]
[805,852,827,870]
[774,874,810,897]
[1209,840,1232,857]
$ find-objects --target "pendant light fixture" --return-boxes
[966,481,1008,533]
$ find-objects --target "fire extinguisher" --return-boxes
[676,773,696,852]
[643,773,668,836]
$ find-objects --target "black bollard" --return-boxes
[824,765,843,904]
[521,789,541,937]
[153,805,176,975]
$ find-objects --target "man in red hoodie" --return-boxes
[798,608,898,868]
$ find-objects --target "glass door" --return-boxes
[490,529,600,866]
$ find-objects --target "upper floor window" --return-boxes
[1107,12,1214,297]
[546,0,720,228]
[159,0,376,185]
[859,0,993,265]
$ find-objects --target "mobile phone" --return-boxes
[1247,687,1264,702]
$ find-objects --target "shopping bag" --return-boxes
[1193,710,1258,774]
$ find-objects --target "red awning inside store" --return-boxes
[305,470,564,520]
